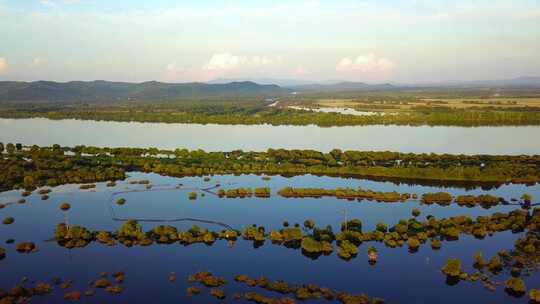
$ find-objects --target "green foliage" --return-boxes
[442,258,462,277]
[375,222,388,232]
[117,220,145,241]
[505,277,527,294]
[341,219,362,233]
[2,145,539,193]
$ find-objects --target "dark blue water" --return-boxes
[1,173,539,303]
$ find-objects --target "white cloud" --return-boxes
[203,53,280,71]
[0,57,7,73]
[30,57,45,67]
[40,0,80,7]
[336,54,395,73]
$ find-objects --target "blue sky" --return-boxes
[1,0,539,83]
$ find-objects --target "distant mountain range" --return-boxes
[209,76,540,90]
[290,81,395,92]
[411,76,540,88]
[1,76,539,103]
[0,80,286,103]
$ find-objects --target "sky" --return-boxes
[0,0,539,83]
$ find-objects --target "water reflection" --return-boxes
[0,118,539,154]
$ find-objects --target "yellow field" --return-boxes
[315,97,540,111]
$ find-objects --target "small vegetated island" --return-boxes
[1,143,539,192]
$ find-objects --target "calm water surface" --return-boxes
[1,173,538,303]
[0,118,539,154]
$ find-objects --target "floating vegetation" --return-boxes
[203,176,211,182]
[63,291,82,301]
[16,242,37,253]
[94,278,112,288]
[233,274,384,303]
[59,202,71,211]
[186,286,201,296]
[210,288,226,299]
[2,217,14,225]
[105,285,123,294]
[116,198,126,205]
[188,192,197,200]
[188,271,227,287]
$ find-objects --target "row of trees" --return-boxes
[2,105,540,127]
[1,144,539,191]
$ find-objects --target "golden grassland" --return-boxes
[313,97,540,112]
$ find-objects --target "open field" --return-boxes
[310,97,540,112]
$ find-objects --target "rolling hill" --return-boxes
[0,80,288,103]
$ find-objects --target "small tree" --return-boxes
[521,194,532,204]
[6,143,15,154]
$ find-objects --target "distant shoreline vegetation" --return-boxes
[1,143,539,192]
[1,107,540,127]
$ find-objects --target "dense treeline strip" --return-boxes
[1,106,540,127]
[217,188,271,198]
[278,187,413,202]
[1,144,539,191]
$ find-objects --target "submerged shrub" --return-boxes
[530,289,540,303]
[2,217,14,225]
[442,258,462,277]
[505,277,527,296]
[16,242,37,253]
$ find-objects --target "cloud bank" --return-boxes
[336,54,395,73]
[0,57,7,73]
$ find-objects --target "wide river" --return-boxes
[1,118,539,154]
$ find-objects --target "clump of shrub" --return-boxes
[16,242,37,253]
[2,217,14,225]
[106,181,116,187]
[422,192,453,205]
[530,289,540,303]
[60,203,71,211]
[505,277,527,296]
[442,258,462,277]
[188,271,227,287]
[189,192,197,200]
[79,184,96,190]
